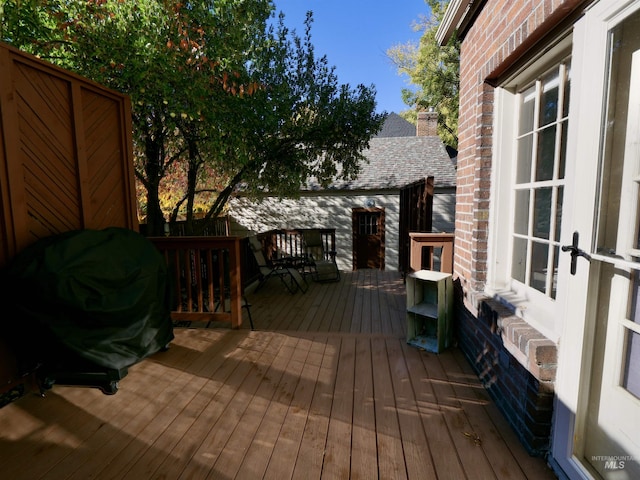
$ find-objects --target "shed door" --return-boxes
[352,208,384,270]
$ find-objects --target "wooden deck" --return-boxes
[0,270,556,479]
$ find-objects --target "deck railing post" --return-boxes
[149,236,244,328]
[228,237,242,329]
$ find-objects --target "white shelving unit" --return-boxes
[406,270,454,353]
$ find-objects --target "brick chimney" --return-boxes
[416,108,438,137]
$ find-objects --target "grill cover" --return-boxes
[1,227,174,370]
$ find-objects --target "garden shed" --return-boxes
[228,112,457,273]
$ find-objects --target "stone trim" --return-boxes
[482,297,557,384]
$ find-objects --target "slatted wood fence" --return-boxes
[0,42,138,268]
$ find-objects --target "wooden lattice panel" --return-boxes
[0,42,138,265]
[16,60,83,242]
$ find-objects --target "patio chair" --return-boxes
[301,229,340,282]
[248,236,307,294]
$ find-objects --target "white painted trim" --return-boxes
[550,9,603,478]
[486,88,514,293]
[486,49,573,344]
[552,1,640,478]
[436,0,473,45]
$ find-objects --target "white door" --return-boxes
[554,2,640,478]
[581,46,640,479]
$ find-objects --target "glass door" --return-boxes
[580,10,640,478]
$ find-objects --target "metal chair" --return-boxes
[248,236,307,293]
[301,229,340,282]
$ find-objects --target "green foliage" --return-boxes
[238,13,383,196]
[2,1,384,234]
[387,0,459,148]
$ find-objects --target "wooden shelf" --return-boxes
[406,270,453,353]
[407,302,438,318]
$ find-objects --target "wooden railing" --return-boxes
[149,236,243,329]
[147,230,336,329]
[408,232,455,274]
[259,228,336,262]
[139,216,230,237]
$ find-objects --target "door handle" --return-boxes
[561,231,591,275]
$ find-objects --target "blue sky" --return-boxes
[272,0,430,114]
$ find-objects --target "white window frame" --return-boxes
[486,36,573,343]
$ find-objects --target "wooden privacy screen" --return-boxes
[399,176,434,275]
[0,42,138,268]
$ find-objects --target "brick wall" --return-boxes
[454,0,588,297]
[455,294,555,455]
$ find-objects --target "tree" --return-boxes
[2,0,264,234]
[2,1,384,235]
[196,12,384,223]
[162,12,385,231]
[387,0,460,148]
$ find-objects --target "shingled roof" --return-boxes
[306,113,457,191]
[374,112,416,137]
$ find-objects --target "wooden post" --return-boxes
[409,232,455,273]
[229,237,242,329]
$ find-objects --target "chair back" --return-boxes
[302,229,325,261]
[248,236,271,275]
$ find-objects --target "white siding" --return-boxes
[230,189,456,272]
[432,190,456,233]
[229,193,401,271]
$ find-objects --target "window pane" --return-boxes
[536,125,557,181]
[519,85,536,135]
[629,270,640,325]
[539,70,560,127]
[514,190,530,235]
[533,187,552,239]
[551,245,559,299]
[530,241,549,294]
[623,330,640,399]
[517,134,534,183]
[512,237,527,283]
[510,59,569,301]
[563,63,571,118]
[559,122,567,179]
[359,213,378,235]
[555,186,564,242]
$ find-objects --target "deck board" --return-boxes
[0,270,557,479]
[386,338,438,479]
[263,336,319,480]
[372,337,408,480]
[290,335,336,480]
[351,337,378,479]
[321,335,355,479]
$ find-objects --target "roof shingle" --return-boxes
[374,113,416,137]
[306,137,456,191]
[305,113,457,191]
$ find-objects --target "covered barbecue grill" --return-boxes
[0,227,174,394]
